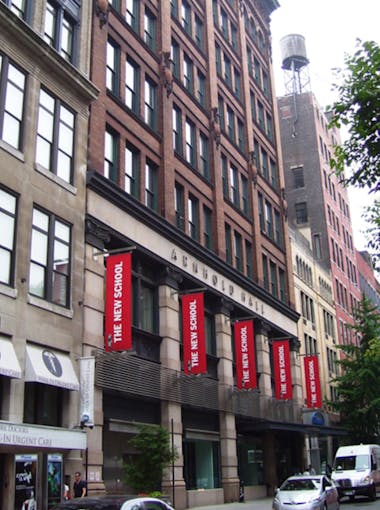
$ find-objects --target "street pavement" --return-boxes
[190,498,273,510]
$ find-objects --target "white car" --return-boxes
[53,496,175,510]
[272,474,340,510]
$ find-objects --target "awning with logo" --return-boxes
[25,344,79,391]
[0,337,22,378]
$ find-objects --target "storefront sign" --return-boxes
[15,454,37,510]
[234,320,257,389]
[105,252,132,351]
[0,422,87,450]
[182,293,207,374]
[79,357,95,427]
[273,340,292,400]
[304,355,322,408]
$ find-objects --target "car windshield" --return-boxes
[281,478,320,491]
[334,454,369,470]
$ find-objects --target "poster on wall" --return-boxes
[272,339,293,400]
[105,252,132,351]
[181,292,207,375]
[234,320,257,389]
[15,454,37,510]
[47,454,63,509]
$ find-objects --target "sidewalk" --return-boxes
[190,498,273,510]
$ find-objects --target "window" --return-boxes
[292,166,304,188]
[234,69,241,99]
[185,120,196,167]
[0,187,17,286]
[24,383,63,426]
[170,0,178,17]
[221,155,228,197]
[29,208,71,307]
[172,106,182,154]
[295,202,308,224]
[125,144,139,197]
[279,269,286,303]
[0,55,26,150]
[262,254,269,290]
[220,9,228,37]
[225,223,232,264]
[265,201,273,238]
[223,54,231,87]
[188,195,199,241]
[194,15,203,49]
[36,89,75,184]
[144,8,156,50]
[215,44,222,75]
[104,129,118,182]
[197,71,206,107]
[226,107,235,142]
[126,0,139,31]
[183,55,194,94]
[145,160,158,211]
[125,58,139,113]
[270,261,277,297]
[175,183,184,230]
[234,232,242,272]
[241,175,248,215]
[3,0,29,19]
[229,165,239,206]
[203,206,212,250]
[144,78,157,130]
[44,1,77,64]
[245,241,252,278]
[106,40,119,94]
[181,0,191,35]
[132,261,158,334]
[171,39,180,79]
[274,210,283,247]
[199,134,209,179]
[237,119,244,152]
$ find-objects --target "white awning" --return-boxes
[0,337,22,378]
[25,344,79,391]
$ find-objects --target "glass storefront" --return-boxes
[183,438,221,489]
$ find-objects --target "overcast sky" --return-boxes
[269,0,380,250]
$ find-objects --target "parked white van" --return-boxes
[332,444,380,501]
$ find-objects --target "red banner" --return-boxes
[304,355,322,408]
[273,340,293,400]
[234,320,257,389]
[105,253,132,351]
[182,293,207,374]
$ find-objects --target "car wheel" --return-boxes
[369,484,376,501]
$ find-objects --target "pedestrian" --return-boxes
[73,471,87,498]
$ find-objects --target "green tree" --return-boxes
[328,295,380,442]
[123,424,177,494]
[329,40,380,266]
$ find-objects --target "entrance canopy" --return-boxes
[0,337,22,378]
[25,344,79,391]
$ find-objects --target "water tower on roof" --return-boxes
[280,34,310,95]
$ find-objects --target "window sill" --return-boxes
[34,163,77,195]
[27,294,73,319]
[0,283,17,299]
[0,139,25,162]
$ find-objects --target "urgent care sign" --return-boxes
[273,340,293,400]
[304,355,322,408]
[234,320,257,389]
[105,253,132,351]
[182,292,207,375]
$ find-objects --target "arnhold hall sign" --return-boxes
[170,247,297,336]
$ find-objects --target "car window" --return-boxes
[143,502,167,510]
[281,479,318,491]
